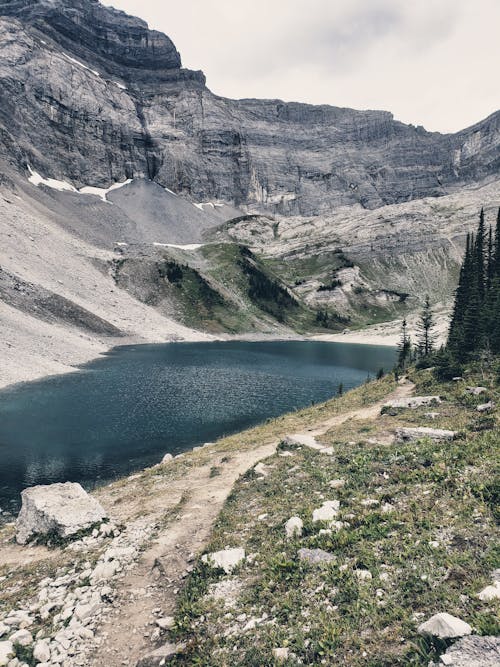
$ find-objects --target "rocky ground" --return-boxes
[1,369,498,665]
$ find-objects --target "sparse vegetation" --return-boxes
[166,364,499,666]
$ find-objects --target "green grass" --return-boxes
[167,365,500,666]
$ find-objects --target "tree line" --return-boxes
[397,207,500,374]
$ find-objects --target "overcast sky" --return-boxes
[106,0,499,133]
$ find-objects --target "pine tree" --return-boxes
[447,207,498,359]
[416,295,435,357]
[448,233,473,356]
[397,318,412,370]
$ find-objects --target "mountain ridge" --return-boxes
[0,0,498,214]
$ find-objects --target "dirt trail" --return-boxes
[294,380,415,440]
[88,442,276,667]
[89,381,415,666]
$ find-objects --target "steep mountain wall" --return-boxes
[0,0,498,215]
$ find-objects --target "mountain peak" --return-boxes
[0,0,183,71]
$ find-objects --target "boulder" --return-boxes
[417,613,472,639]
[201,548,245,574]
[466,387,488,396]
[437,635,500,666]
[395,427,457,443]
[384,396,441,410]
[0,641,14,667]
[298,548,335,565]
[285,516,303,538]
[161,453,174,464]
[16,483,108,545]
[329,479,346,489]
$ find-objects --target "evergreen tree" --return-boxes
[416,295,435,357]
[397,318,412,370]
[447,207,499,358]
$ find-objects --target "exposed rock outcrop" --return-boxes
[0,0,498,214]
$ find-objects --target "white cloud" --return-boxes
[104,0,499,132]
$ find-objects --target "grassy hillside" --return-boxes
[168,366,499,666]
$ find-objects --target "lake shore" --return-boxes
[0,311,448,392]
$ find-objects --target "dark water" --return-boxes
[0,341,396,514]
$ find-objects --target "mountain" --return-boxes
[0,0,499,389]
[0,0,499,214]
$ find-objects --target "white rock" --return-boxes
[285,516,303,538]
[384,396,442,409]
[161,454,173,464]
[313,500,340,523]
[361,498,379,507]
[417,613,472,639]
[272,647,290,661]
[478,582,500,601]
[254,463,269,477]
[0,642,14,667]
[33,640,51,663]
[16,483,108,545]
[74,602,99,622]
[466,387,488,396]
[201,548,245,574]
[395,427,457,443]
[354,569,373,582]
[155,617,175,630]
[329,479,346,489]
[477,401,495,413]
[90,561,118,584]
[284,433,323,450]
[8,630,32,647]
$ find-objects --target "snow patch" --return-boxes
[165,188,178,197]
[113,81,127,91]
[79,179,133,202]
[27,166,76,192]
[27,167,132,202]
[153,243,204,250]
[194,202,225,211]
[62,53,100,78]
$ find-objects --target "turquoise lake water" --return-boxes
[0,341,396,514]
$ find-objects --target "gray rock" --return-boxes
[136,643,185,667]
[384,396,441,409]
[0,1,498,215]
[395,427,457,443]
[16,483,108,545]
[438,635,500,666]
[298,548,335,565]
[466,387,488,396]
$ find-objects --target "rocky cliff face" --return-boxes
[0,0,498,215]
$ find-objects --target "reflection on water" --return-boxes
[0,341,396,514]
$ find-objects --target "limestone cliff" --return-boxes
[0,0,498,215]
